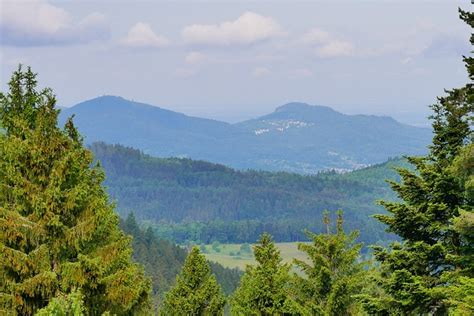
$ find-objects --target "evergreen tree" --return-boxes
[35,291,85,316]
[161,247,225,315]
[293,211,366,316]
[231,233,298,315]
[0,66,151,315]
[370,8,473,314]
[443,144,474,315]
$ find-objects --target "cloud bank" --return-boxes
[182,12,283,46]
[0,0,110,46]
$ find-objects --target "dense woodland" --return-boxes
[92,141,405,245]
[0,6,472,316]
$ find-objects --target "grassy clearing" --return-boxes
[202,242,309,271]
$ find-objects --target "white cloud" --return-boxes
[185,51,206,65]
[182,12,283,46]
[252,67,271,77]
[317,40,354,58]
[0,0,110,46]
[301,28,354,58]
[120,22,169,48]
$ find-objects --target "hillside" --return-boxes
[120,213,242,304]
[60,96,431,173]
[91,142,406,246]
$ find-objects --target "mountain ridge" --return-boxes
[59,95,432,173]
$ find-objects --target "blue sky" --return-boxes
[0,0,471,125]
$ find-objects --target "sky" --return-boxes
[0,0,472,126]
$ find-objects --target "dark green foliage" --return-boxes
[293,211,366,315]
[370,8,474,315]
[161,247,226,315]
[0,66,151,315]
[120,213,242,304]
[120,213,186,304]
[207,262,242,296]
[231,233,298,315]
[91,142,404,246]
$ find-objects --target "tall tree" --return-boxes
[293,211,366,315]
[161,247,225,315]
[371,7,473,314]
[0,66,151,315]
[231,233,298,315]
[443,144,474,314]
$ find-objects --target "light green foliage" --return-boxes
[443,144,474,315]
[36,291,85,316]
[231,233,299,315]
[0,66,151,315]
[161,247,225,315]
[293,211,366,315]
[369,8,473,315]
[447,277,474,315]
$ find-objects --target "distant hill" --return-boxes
[60,96,431,173]
[91,142,406,246]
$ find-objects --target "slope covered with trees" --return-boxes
[120,213,242,305]
[91,142,403,245]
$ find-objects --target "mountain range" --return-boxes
[59,96,432,173]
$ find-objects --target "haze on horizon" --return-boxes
[0,0,471,126]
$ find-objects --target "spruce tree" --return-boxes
[370,7,473,314]
[0,66,151,315]
[161,247,225,315]
[230,233,298,315]
[293,211,366,315]
[35,291,85,316]
[443,144,474,314]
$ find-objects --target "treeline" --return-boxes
[91,142,402,245]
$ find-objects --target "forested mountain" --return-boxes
[60,96,431,173]
[235,102,429,172]
[91,142,405,245]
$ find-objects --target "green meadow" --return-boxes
[202,242,309,270]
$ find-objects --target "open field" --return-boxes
[202,242,309,271]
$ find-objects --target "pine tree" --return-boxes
[230,233,298,315]
[161,247,225,315]
[293,211,366,316]
[0,66,151,315]
[370,7,473,314]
